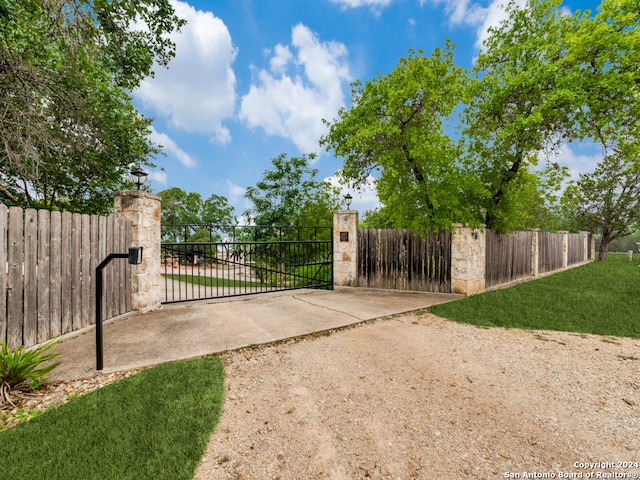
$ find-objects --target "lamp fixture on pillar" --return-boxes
[344,193,353,210]
[130,165,148,191]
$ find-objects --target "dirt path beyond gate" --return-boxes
[195,313,640,480]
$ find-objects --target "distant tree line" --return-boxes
[159,153,341,242]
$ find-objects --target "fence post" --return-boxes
[451,224,486,295]
[333,210,358,287]
[581,231,589,262]
[113,191,161,312]
[531,229,539,278]
[560,231,569,269]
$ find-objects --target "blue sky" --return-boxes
[133,0,602,218]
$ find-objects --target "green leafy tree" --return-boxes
[463,0,580,232]
[321,43,475,231]
[562,153,640,261]
[158,187,235,242]
[202,194,236,226]
[558,0,640,259]
[0,0,185,213]
[566,0,640,152]
[296,187,342,233]
[359,207,395,229]
[607,230,640,253]
[244,153,341,234]
[323,0,639,235]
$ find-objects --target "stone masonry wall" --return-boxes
[113,191,161,312]
[333,210,358,287]
[451,224,486,295]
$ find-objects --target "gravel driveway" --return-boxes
[194,312,639,480]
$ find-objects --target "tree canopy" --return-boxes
[558,0,640,259]
[321,42,475,231]
[463,0,579,231]
[322,0,640,241]
[158,187,236,242]
[562,152,640,261]
[244,153,341,231]
[0,0,185,213]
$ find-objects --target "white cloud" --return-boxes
[547,144,602,182]
[239,24,351,155]
[474,0,526,50]
[135,0,237,144]
[149,127,196,168]
[422,0,527,50]
[423,0,487,26]
[269,45,293,73]
[329,0,393,12]
[225,179,246,204]
[148,170,168,186]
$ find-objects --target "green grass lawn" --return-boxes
[163,273,264,288]
[165,264,332,290]
[0,357,224,480]
[429,253,640,338]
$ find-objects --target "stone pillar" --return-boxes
[531,229,539,277]
[450,224,485,295]
[333,210,358,287]
[113,191,161,312]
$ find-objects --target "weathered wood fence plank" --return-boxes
[71,213,81,332]
[7,207,23,348]
[567,233,585,266]
[81,214,91,329]
[0,205,7,345]
[1,205,132,348]
[60,211,72,336]
[49,211,62,339]
[37,209,51,343]
[358,228,451,293]
[486,230,532,288]
[90,215,99,333]
[538,231,563,273]
[23,209,38,347]
[105,216,116,321]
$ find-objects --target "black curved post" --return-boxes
[95,247,143,371]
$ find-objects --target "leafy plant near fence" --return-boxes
[0,338,60,405]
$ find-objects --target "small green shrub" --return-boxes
[1,338,60,389]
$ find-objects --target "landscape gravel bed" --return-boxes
[195,313,639,479]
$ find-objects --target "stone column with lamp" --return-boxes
[333,193,358,287]
[113,166,162,312]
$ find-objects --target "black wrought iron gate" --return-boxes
[160,225,333,303]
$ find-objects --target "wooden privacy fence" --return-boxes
[1,205,132,349]
[357,226,593,294]
[357,229,451,292]
[486,230,593,288]
[485,230,532,287]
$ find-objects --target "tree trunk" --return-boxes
[598,239,609,261]
[485,151,524,230]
